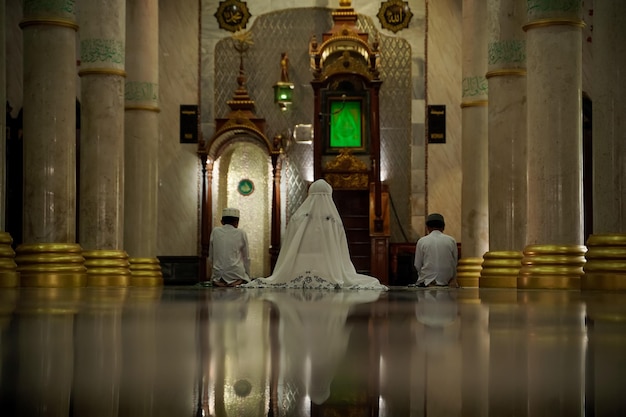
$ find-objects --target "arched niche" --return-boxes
[199,121,283,281]
[210,135,273,278]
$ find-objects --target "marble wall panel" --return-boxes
[157,0,200,256]
[425,0,463,242]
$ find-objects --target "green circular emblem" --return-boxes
[238,179,254,196]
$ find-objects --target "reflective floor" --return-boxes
[1,285,625,417]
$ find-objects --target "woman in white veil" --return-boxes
[243,179,387,290]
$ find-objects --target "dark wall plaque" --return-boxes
[180,105,198,144]
[377,0,413,33]
[427,105,446,144]
[214,0,251,32]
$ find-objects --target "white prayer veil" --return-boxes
[244,179,386,290]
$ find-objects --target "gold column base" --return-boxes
[16,243,87,288]
[479,251,523,288]
[582,233,626,291]
[517,244,587,290]
[456,257,483,288]
[83,250,132,287]
[0,232,19,287]
[129,257,163,287]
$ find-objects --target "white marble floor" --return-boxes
[1,285,624,416]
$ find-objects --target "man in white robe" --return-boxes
[413,213,458,287]
[209,207,251,287]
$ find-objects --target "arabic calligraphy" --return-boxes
[214,0,251,33]
[377,0,413,34]
[125,82,159,103]
[224,7,243,25]
[80,39,125,65]
[462,76,488,98]
[385,7,404,24]
[488,40,526,66]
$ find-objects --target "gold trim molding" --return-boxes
[523,18,585,32]
[79,68,127,77]
[486,69,527,79]
[461,100,488,108]
[20,18,78,31]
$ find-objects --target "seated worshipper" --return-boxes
[413,213,459,287]
[243,179,387,290]
[208,207,251,287]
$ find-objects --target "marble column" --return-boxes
[18,0,86,286]
[124,0,162,285]
[480,0,527,288]
[1,0,5,229]
[459,0,489,282]
[583,3,626,290]
[592,3,626,234]
[520,0,586,289]
[0,2,18,288]
[20,1,77,244]
[78,0,131,286]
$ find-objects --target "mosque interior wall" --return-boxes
[5,0,494,267]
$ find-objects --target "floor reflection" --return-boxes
[0,286,625,416]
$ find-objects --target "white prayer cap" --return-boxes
[222,207,240,218]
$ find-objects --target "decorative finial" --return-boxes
[280,52,290,83]
[230,29,253,91]
[231,29,253,54]
[339,0,351,8]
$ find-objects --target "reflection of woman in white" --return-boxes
[255,289,383,406]
[243,179,387,290]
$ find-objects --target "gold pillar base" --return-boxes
[517,244,586,290]
[456,257,483,287]
[479,251,523,288]
[16,243,87,288]
[83,250,132,287]
[129,257,163,287]
[582,233,626,291]
[0,232,19,287]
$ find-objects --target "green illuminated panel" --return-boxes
[330,100,362,148]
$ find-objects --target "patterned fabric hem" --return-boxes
[241,272,387,290]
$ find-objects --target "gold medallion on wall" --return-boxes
[377,0,413,33]
[214,0,251,32]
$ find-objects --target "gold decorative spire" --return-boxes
[310,0,379,82]
[227,29,255,112]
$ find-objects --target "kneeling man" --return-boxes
[209,207,251,287]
